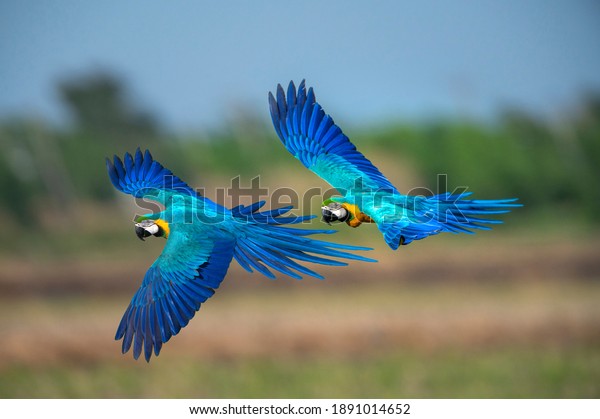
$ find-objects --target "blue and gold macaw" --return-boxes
[106,149,374,361]
[269,80,521,249]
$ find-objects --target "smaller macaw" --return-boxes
[106,149,374,361]
[269,80,521,249]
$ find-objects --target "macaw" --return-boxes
[106,149,374,361]
[268,80,521,250]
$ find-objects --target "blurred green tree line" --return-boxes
[1,71,599,232]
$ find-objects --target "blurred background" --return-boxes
[1,1,599,398]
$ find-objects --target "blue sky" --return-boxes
[1,1,599,131]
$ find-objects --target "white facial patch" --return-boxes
[330,207,348,219]
[321,203,348,221]
[135,222,159,235]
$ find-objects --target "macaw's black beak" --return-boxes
[321,209,335,225]
[135,225,152,241]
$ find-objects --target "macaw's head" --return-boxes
[134,219,168,241]
[321,202,350,225]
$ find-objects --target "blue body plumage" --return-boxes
[106,149,375,361]
[269,80,521,250]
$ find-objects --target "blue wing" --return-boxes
[106,148,224,211]
[108,148,377,361]
[115,231,235,361]
[269,80,398,195]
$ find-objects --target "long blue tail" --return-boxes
[423,192,520,233]
[380,192,521,249]
[231,201,376,279]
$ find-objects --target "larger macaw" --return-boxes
[106,148,374,361]
[269,80,521,249]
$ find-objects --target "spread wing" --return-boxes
[268,80,399,196]
[106,148,224,211]
[115,230,235,361]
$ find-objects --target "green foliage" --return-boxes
[58,72,159,141]
[0,120,50,226]
[0,152,36,225]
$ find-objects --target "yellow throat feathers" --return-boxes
[341,203,373,228]
[155,219,170,238]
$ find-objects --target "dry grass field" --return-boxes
[1,227,599,398]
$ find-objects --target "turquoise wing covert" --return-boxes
[268,80,398,196]
[115,231,235,361]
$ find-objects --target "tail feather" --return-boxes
[423,193,521,233]
[232,201,376,279]
[243,236,329,279]
[247,236,350,267]
[241,237,307,279]
[380,193,521,250]
[234,242,277,278]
